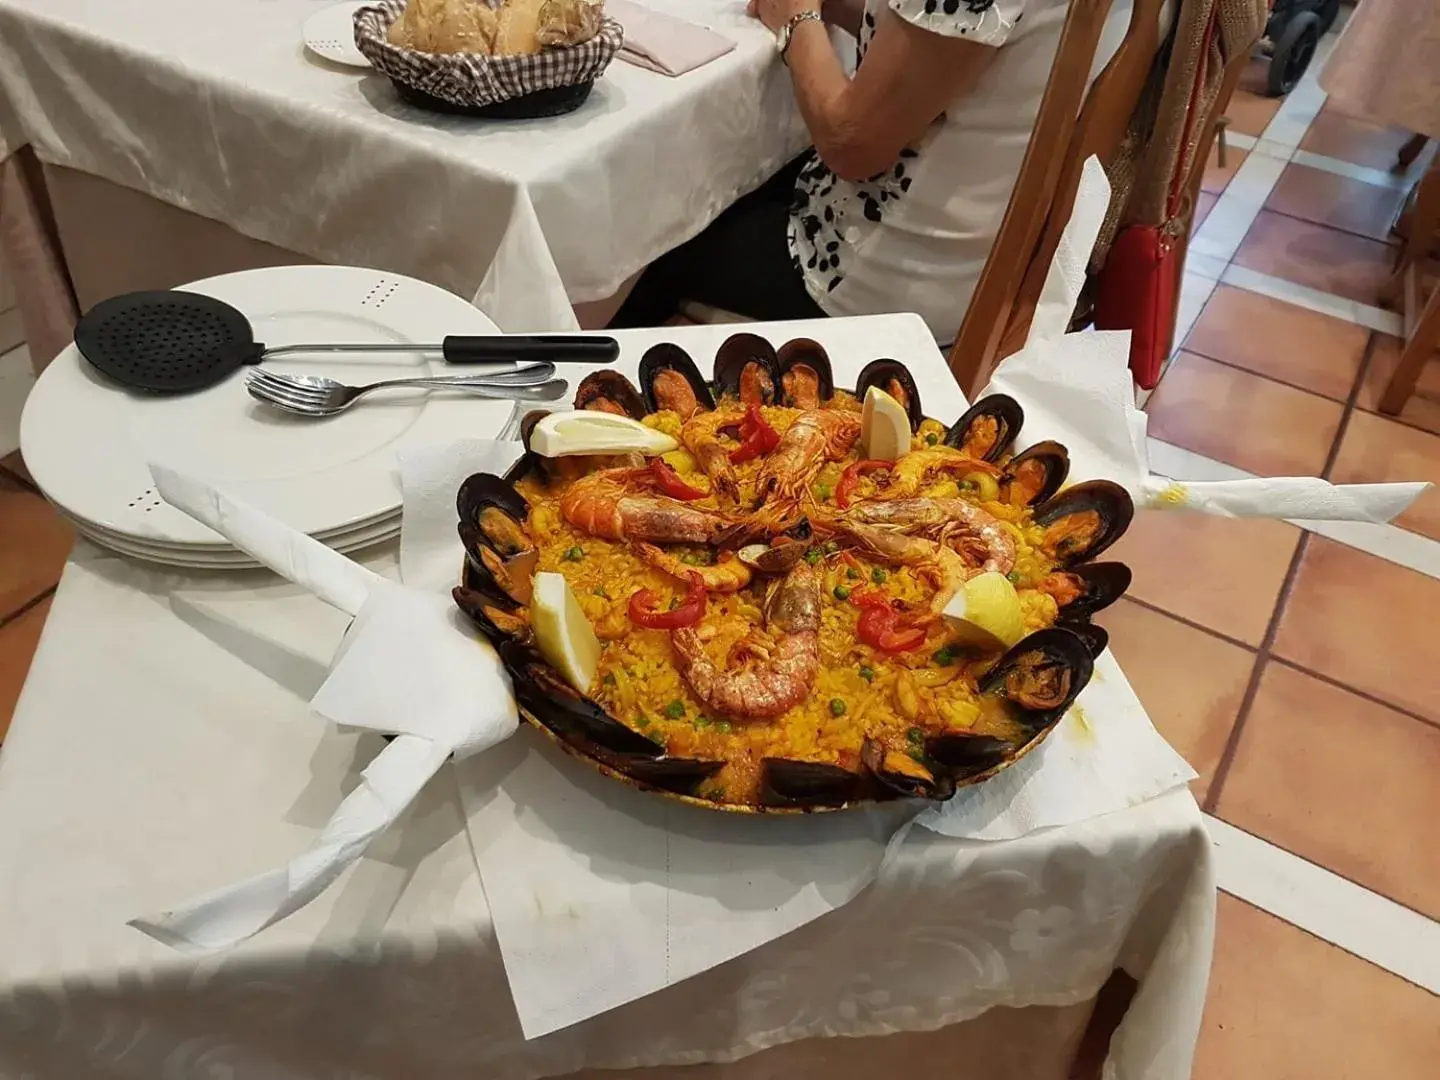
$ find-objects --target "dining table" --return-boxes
[0,313,1217,1080]
[0,0,813,369]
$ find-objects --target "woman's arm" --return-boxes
[821,0,865,38]
[749,0,1000,183]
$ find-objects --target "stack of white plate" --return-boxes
[20,265,510,570]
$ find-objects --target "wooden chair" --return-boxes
[946,0,1254,396]
[1377,158,1440,414]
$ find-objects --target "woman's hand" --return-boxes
[746,0,821,36]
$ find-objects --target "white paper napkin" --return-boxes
[607,0,736,76]
[129,464,519,952]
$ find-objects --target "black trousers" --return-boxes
[610,156,828,328]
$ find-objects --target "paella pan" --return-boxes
[454,334,1135,812]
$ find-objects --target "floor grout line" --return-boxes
[1257,202,1401,250]
[1200,532,1310,814]
[0,586,57,634]
[1169,344,1354,406]
[1267,656,1440,734]
[1206,815,1440,994]
[1219,264,1403,334]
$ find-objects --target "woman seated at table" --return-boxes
[612,0,1132,343]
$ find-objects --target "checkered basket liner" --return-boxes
[354,1,623,109]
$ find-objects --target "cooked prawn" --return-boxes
[560,467,732,544]
[886,447,1002,498]
[755,408,861,506]
[635,542,753,592]
[670,562,821,719]
[680,409,744,504]
[837,497,1016,575]
[839,522,972,613]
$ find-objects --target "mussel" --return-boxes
[457,473,536,603]
[925,627,1095,779]
[1049,562,1132,620]
[459,533,536,607]
[944,394,1024,461]
[999,440,1070,507]
[619,756,726,797]
[456,472,529,533]
[497,640,666,759]
[1034,480,1135,566]
[575,370,646,419]
[1063,621,1110,660]
[855,359,923,432]
[776,338,834,409]
[638,342,715,419]
[760,759,865,808]
[861,739,956,801]
[714,333,780,406]
[453,583,529,645]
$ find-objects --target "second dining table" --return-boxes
[0,0,813,342]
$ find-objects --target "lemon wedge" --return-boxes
[860,386,911,461]
[531,571,602,693]
[530,411,678,458]
[941,571,1025,651]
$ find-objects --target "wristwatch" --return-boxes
[776,9,823,63]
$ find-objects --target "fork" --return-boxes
[246,366,569,417]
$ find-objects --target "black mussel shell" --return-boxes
[855,359,923,432]
[453,585,529,645]
[861,739,956,800]
[638,342,716,418]
[761,759,865,807]
[456,472,528,532]
[924,732,1014,780]
[776,338,835,408]
[713,332,780,406]
[620,757,726,796]
[944,394,1024,461]
[575,370,646,419]
[1052,562,1132,619]
[498,640,665,758]
[1000,440,1070,507]
[1034,480,1135,566]
[979,627,1094,726]
[1063,621,1110,660]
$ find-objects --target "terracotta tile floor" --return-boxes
[1232,210,1396,304]
[1264,161,1406,244]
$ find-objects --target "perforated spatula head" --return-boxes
[74,291,264,394]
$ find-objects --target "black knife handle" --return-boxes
[441,335,620,365]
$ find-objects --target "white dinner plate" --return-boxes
[22,265,509,547]
[303,1,373,69]
[61,509,402,570]
[63,505,401,554]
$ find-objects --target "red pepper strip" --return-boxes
[648,457,706,501]
[728,404,781,464]
[628,572,707,630]
[835,459,892,509]
[850,588,927,652]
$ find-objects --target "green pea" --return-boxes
[925,433,939,445]
[932,646,956,666]
[859,664,875,682]
[664,700,685,720]
[694,715,711,728]
[602,671,617,687]
[958,480,977,492]
[823,540,840,555]
[593,586,611,599]
[906,726,925,745]
[634,714,650,729]
[815,484,833,501]
[847,567,860,580]
[833,585,851,601]
[1006,570,1022,584]
[713,720,732,734]
[563,545,585,561]
[829,698,847,716]
[805,548,823,566]
[907,749,928,765]
[871,568,888,584]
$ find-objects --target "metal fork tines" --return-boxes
[245,364,568,417]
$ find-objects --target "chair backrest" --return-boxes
[946,0,1164,396]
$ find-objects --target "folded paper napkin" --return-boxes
[607,0,735,76]
[128,465,519,952]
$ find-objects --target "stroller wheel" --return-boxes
[1267,11,1320,98]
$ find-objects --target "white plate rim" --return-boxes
[22,265,505,546]
[302,1,373,69]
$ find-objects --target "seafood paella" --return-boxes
[455,334,1135,811]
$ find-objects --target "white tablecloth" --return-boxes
[0,316,1215,1078]
[0,0,808,331]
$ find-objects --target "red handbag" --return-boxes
[1094,19,1216,389]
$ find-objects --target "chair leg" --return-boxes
[1396,134,1428,172]
[1379,280,1440,415]
[1407,166,1440,265]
